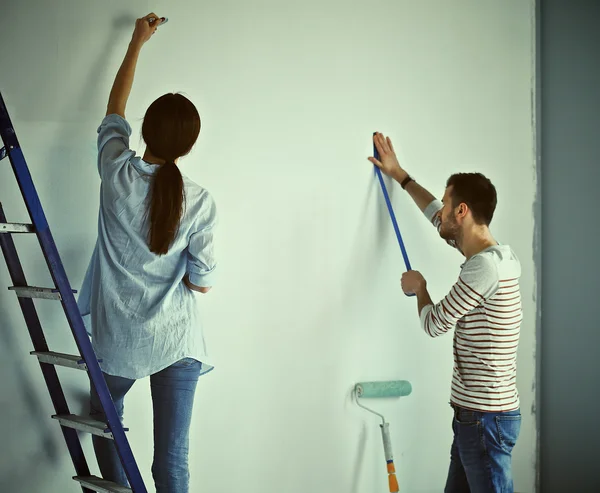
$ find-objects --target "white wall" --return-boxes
[0,1,537,492]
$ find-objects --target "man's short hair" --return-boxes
[446,173,497,226]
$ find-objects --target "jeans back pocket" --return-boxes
[495,414,521,452]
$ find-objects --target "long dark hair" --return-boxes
[142,93,201,255]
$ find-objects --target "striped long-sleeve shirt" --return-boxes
[420,200,522,412]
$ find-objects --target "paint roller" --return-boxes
[355,380,412,492]
[372,133,415,297]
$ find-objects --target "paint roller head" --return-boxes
[355,380,412,399]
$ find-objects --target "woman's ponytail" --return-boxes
[148,160,185,255]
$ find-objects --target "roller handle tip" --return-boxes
[389,474,399,492]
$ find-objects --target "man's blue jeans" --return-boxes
[444,405,521,493]
[89,358,202,493]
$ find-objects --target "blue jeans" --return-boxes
[89,358,202,493]
[444,405,521,493]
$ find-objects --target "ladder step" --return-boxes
[0,222,34,233]
[73,476,132,493]
[31,351,88,370]
[8,285,76,300]
[52,414,115,438]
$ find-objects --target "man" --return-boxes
[369,132,522,493]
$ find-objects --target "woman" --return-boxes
[77,13,217,492]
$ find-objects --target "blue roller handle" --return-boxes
[373,133,415,297]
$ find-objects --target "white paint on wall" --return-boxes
[0,1,536,491]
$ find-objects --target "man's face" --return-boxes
[437,186,461,241]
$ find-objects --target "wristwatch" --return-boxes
[401,175,414,190]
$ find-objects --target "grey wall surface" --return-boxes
[540,1,600,491]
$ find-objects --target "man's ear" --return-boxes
[457,203,468,218]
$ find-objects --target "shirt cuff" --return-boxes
[424,199,443,223]
[99,113,132,135]
[187,266,216,288]
[419,304,434,333]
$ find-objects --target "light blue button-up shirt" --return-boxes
[77,114,217,379]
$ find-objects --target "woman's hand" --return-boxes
[131,13,164,46]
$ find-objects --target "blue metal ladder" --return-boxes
[0,91,147,493]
